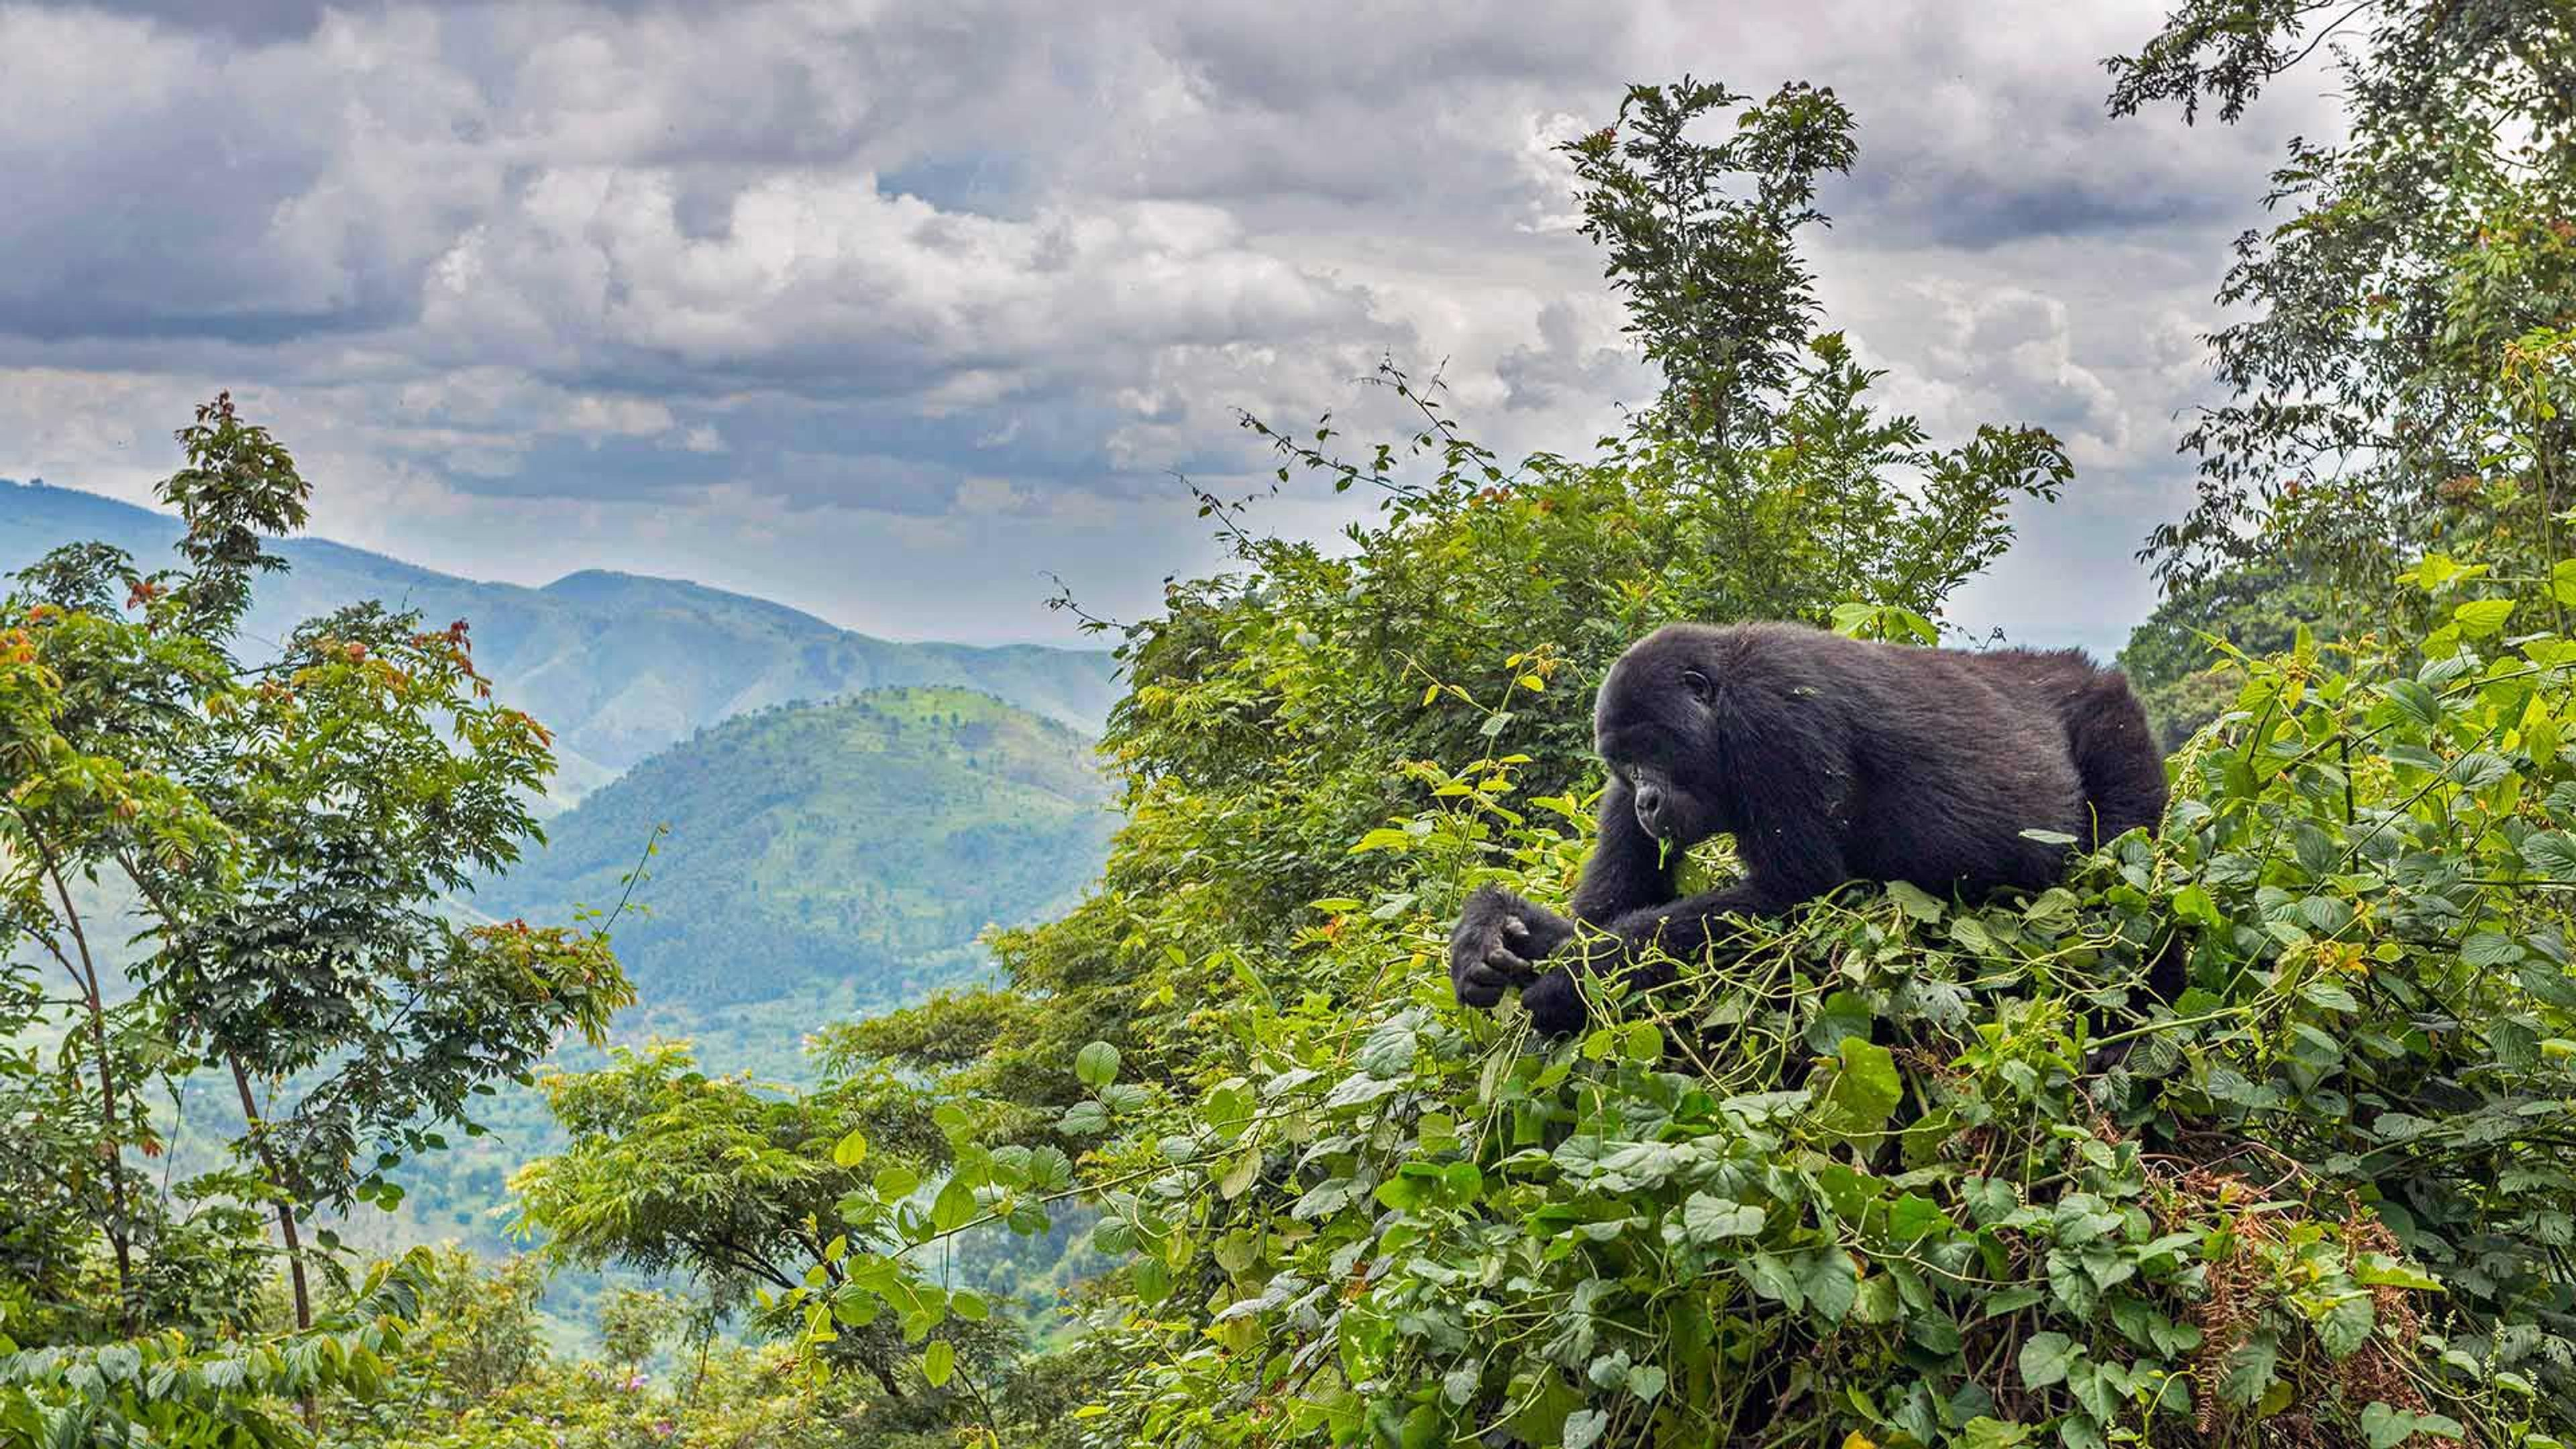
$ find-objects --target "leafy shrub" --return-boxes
[1004,586,2576,1446]
[331,1246,877,1449]
[0,1252,428,1448]
[843,342,2068,1140]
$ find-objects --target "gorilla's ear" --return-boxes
[1680,668,1715,704]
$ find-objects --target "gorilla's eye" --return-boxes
[1680,669,1715,703]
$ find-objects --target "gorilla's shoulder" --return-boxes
[1633,619,1864,667]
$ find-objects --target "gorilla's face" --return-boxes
[1593,629,1726,848]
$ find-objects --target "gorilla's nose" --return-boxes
[1633,783,1667,833]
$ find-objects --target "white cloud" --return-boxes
[1515,112,1594,235]
[0,0,2341,654]
[1915,284,2131,464]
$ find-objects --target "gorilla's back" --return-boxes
[1724,623,2098,892]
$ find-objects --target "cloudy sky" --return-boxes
[0,0,2334,655]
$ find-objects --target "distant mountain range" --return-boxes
[0,479,1121,802]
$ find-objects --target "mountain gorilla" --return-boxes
[1450,622,2170,1036]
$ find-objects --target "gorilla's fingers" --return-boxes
[1520,968,1587,1036]
[1483,944,1533,977]
[1501,916,1532,946]
[1453,967,1510,1008]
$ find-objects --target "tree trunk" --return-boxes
[76,969,136,1328]
[38,851,135,1328]
[227,1053,312,1331]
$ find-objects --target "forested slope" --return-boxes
[478,686,1116,1013]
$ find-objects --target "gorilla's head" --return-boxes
[1592,625,1731,848]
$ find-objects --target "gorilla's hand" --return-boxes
[1517,930,1656,1038]
[1448,887,1576,1010]
[1519,965,1590,1037]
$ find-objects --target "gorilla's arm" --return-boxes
[1517,806,1849,1034]
[1448,889,1567,1008]
[1450,778,1672,1010]
[1517,706,1856,1034]
[1599,805,1847,957]
[1570,777,1677,924]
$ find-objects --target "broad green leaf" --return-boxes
[2218,1328,2279,1407]
[2453,598,2515,637]
[1218,1150,1260,1199]
[2352,1256,2444,1292]
[2361,1403,2414,1449]
[1806,990,1874,1054]
[2018,1330,2080,1389]
[930,1176,978,1234]
[1621,1020,1662,1064]
[1373,1175,1430,1212]
[2446,751,2511,788]
[2315,1292,2373,1358]
[2463,932,2526,967]
[1887,879,1945,921]
[1738,1252,1805,1309]
[2522,832,2576,879]
[1800,1248,1860,1323]
[1886,1193,1950,1239]
[1075,1040,1122,1088]
[1814,1037,1902,1144]
[2383,678,2443,728]
[1678,1192,1766,1243]
[1024,1145,1074,1191]
[1980,1286,2047,1318]
[1356,1018,1419,1077]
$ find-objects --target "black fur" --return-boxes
[1450,621,2169,1036]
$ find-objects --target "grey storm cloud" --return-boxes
[0,0,2336,653]
[48,0,347,40]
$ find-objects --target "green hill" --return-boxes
[0,479,1120,802]
[475,686,1117,1014]
[340,688,1114,1265]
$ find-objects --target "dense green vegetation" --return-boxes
[2116,563,2339,750]
[0,497,1121,1277]
[13,5,2576,1448]
[2112,0,2576,772]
